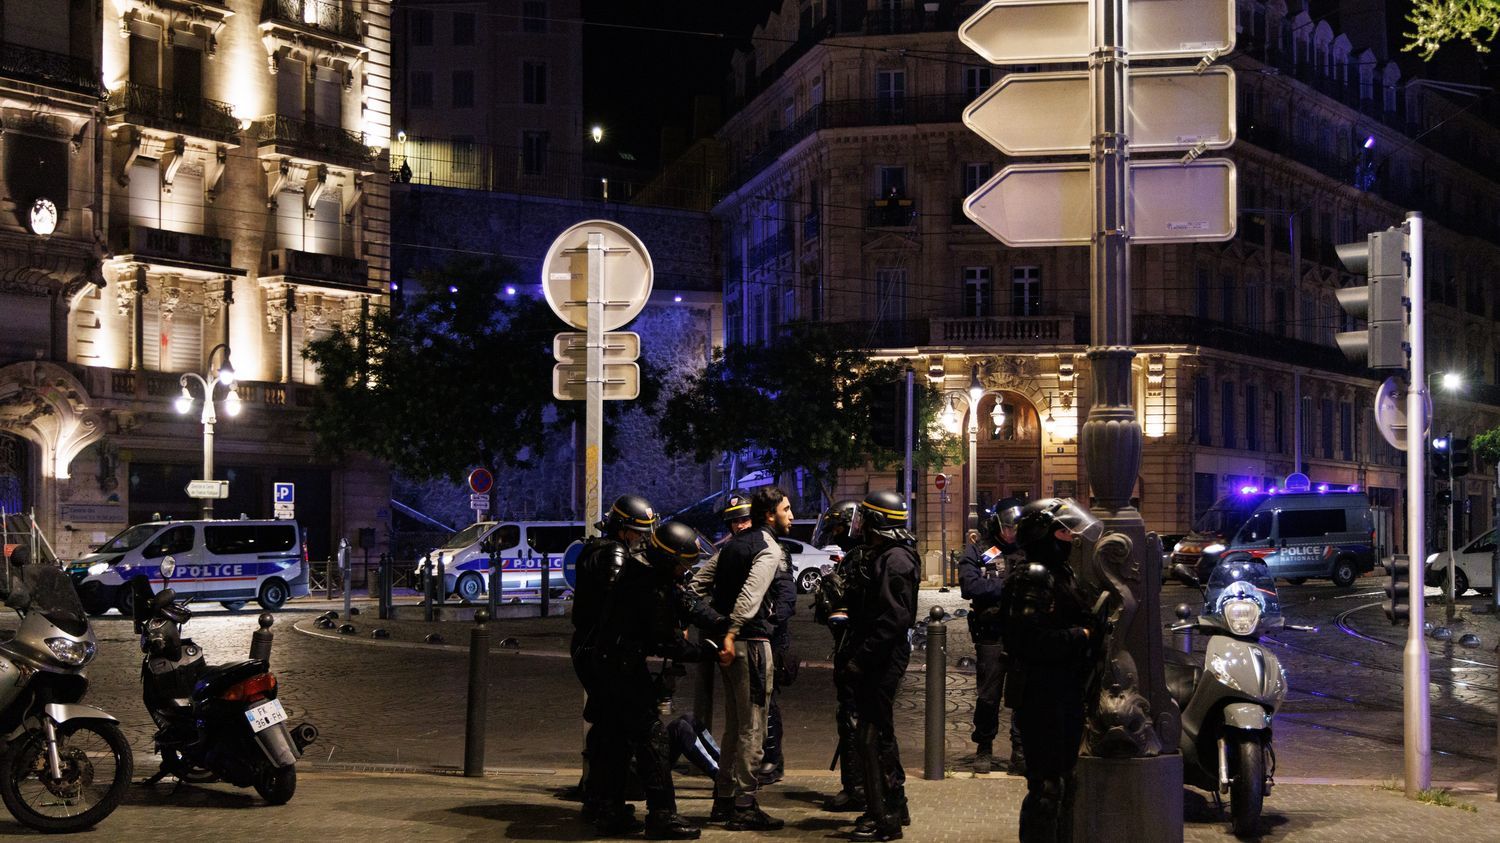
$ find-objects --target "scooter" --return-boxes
[1167,557,1313,837]
[0,563,132,832]
[132,556,316,803]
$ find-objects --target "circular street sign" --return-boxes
[468,468,494,495]
[541,220,654,332]
[561,540,586,589]
[934,473,948,491]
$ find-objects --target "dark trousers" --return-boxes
[852,645,910,826]
[573,639,679,815]
[973,641,1024,757]
[832,649,865,794]
[1015,683,1085,843]
[668,714,720,779]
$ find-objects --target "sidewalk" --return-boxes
[70,765,1500,842]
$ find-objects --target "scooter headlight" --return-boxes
[87,562,108,576]
[45,637,95,666]
[1223,599,1262,636]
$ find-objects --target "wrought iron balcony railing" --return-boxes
[0,40,99,96]
[253,114,373,165]
[264,248,369,288]
[867,198,917,227]
[108,82,240,142]
[262,0,361,42]
[114,226,233,268]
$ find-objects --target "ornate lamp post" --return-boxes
[175,343,240,518]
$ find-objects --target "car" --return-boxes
[1425,529,1496,596]
[778,537,837,593]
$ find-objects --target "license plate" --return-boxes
[246,699,287,733]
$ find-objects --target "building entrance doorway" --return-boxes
[970,391,1042,513]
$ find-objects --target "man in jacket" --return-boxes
[958,501,1024,774]
[698,487,793,831]
[841,491,919,842]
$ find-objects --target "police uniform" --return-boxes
[957,528,1023,772]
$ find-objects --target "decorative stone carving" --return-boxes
[1082,532,1162,758]
[205,276,234,319]
[115,265,147,318]
[265,285,296,333]
[0,362,104,481]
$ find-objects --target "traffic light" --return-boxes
[1383,554,1410,624]
[1334,228,1408,371]
[1450,437,1472,478]
[1436,489,1452,510]
[1431,436,1450,477]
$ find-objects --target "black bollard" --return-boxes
[924,605,946,780]
[489,565,500,616]
[423,554,434,623]
[540,554,550,618]
[378,554,393,621]
[464,609,491,777]
[250,613,274,666]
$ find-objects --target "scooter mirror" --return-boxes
[160,556,176,582]
[1170,563,1201,590]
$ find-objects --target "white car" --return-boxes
[779,538,837,594]
[1425,529,1496,596]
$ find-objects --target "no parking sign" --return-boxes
[562,540,586,589]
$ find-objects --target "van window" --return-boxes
[99,524,162,553]
[142,526,195,559]
[527,525,584,554]
[489,524,521,551]
[1238,511,1273,543]
[441,522,494,550]
[204,525,297,555]
[1278,509,1346,539]
[1471,530,1495,554]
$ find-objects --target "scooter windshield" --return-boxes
[4,564,88,624]
[1203,558,1283,630]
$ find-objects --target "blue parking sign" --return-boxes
[274,482,295,504]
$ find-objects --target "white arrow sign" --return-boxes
[965,67,1235,156]
[552,363,641,401]
[964,159,1238,246]
[959,0,1235,63]
[185,480,229,499]
[553,331,641,365]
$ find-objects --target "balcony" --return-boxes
[252,114,373,169]
[263,248,368,291]
[0,41,99,97]
[261,0,361,45]
[112,226,236,272]
[96,368,315,408]
[867,198,917,228]
[930,316,1077,346]
[107,82,241,144]
[746,228,794,268]
[1134,315,1360,376]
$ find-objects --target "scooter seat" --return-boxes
[1163,649,1201,710]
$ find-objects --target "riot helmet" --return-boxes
[648,520,702,577]
[813,500,861,551]
[852,490,914,544]
[719,491,753,530]
[601,494,656,537]
[986,499,1024,546]
[1014,497,1102,566]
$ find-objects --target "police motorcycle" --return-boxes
[132,557,315,803]
[0,562,132,832]
[1168,557,1312,836]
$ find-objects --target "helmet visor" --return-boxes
[1051,500,1104,544]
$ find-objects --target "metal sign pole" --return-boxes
[585,231,606,537]
[1404,211,1431,796]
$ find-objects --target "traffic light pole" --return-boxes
[1071,0,1182,836]
[1404,211,1432,797]
[1447,429,1457,623]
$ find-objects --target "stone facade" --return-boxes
[708,0,1500,578]
[0,0,393,561]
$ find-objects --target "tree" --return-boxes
[1472,425,1500,467]
[659,324,959,502]
[1406,0,1500,58]
[305,256,621,507]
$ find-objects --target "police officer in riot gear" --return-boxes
[840,491,918,842]
[958,501,1024,775]
[570,494,657,834]
[1000,498,1105,843]
[812,499,866,812]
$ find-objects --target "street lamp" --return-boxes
[967,366,984,530]
[176,344,240,519]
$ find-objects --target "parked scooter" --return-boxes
[1167,557,1313,836]
[132,557,316,803]
[0,563,132,832]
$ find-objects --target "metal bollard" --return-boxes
[339,538,352,621]
[541,554,551,618]
[378,554,393,620]
[423,554,434,623]
[250,613,274,666]
[464,609,490,777]
[489,565,500,616]
[924,605,947,781]
[1174,604,1195,653]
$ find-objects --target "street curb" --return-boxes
[291,617,573,658]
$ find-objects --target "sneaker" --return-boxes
[725,805,785,831]
[848,822,903,841]
[644,810,702,840]
[824,789,866,812]
[755,761,784,785]
[974,752,992,775]
[708,796,736,822]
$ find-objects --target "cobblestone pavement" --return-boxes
[5,579,1496,838]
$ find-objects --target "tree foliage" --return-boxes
[1472,424,1500,467]
[305,256,635,484]
[658,324,960,500]
[1406,0,1500,58]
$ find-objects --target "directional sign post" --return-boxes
[185,480,228,499]
[541,220,653,536]
[273,482,295,521]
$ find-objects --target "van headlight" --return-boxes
[1222,599,1261,636]
[45,637,95,666]
[1202,543,1225,555]
[87,562,108,576]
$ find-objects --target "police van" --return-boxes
[414,521,585,601]
[74,519,309,614]
[1194,488,1376,586]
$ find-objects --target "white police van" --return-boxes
[414,521,585,601]
[74,519,309,614]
